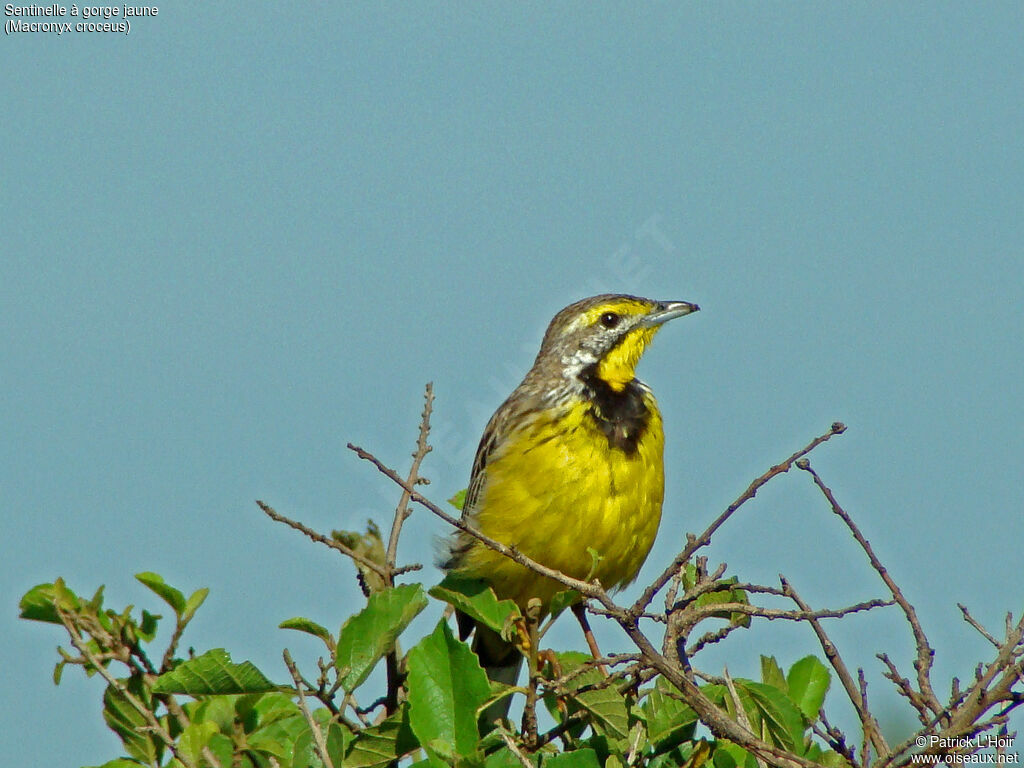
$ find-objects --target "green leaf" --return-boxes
[584,547,603,581]
[138,609,160,641]
[546,652,629,743]
[547,589,582,622]
[406,620,491,761]
[280,616,333,645]
[737,681,805,753]
[760,656,787,692]
[135,572,186,615]
[182,587,210,624]
[190,695,237,732]
[641,676,698,752]
[247,708,307,759]
[326,722,353,767]
[249,691,303,728]
[89,760,147,768]
[696,579,750,628]
[429,575,521,637]
[336,583,428,691]
[177,721,218,765]
[102,680,161,765]
[152,649,278,695]
[343,705,417,767]
[291,724,318,768]
[485,748,534,767]
[19,583,62,624]
[448,489,467,511]
[678,566,750,627]
[702,681,805,754]
[543,748,601,767]
[786,655,830,721]
[87,584,107,612]
[52,577,81,612]
[711,740,756,768]
[206,733,234,768]
[819,748,849,767]
[648,739,712,768]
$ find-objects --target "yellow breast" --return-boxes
[458,394,665,610]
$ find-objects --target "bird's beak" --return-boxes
[643,300,700,327]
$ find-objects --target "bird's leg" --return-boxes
[572,602,608,676]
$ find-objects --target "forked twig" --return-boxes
[633,422,847,615]
[797,458,944,721]
[284,649,335,768]
[781,576,890,760]
[384,383,434,585]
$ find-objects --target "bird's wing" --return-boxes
[461,397,516,520]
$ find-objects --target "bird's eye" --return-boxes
[599,312,620,329]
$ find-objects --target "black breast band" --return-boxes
[578,363,651,454]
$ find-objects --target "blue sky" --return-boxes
[2,3,1022,765]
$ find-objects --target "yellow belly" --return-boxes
[458,397,665,610]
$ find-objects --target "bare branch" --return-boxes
[782,576,890,760]
[724,667,768,768]
[56,606,200,768]
[682,597,894,624]
[859,669,871,766]
[496,723,536,768]
[256,500,420,578]
[877,653,933,726]
[347,443,607,601]
[817,709,857,767]
[633,422,847,615]
[384,382,434,585]
[382,384,435,715]
[797,458,944,720]
[284,649,336,768]
[687,623,747,657]
[958,603,1001,649]
[349,440,828,767]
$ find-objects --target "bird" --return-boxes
[442,293,699,714]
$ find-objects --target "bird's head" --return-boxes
[536,294,700,392]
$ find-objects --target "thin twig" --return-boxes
[958,604,1001,649]
[633,422,847,615]
[817,710,857,767]
[347,444,606,600]
[349,439,832,768]
[285,649,335,768]
[682,597,894,624]
[781,576,890,760]
[797,459,944,720]
[687,623,748,657]
[383,384,434,715]
[724,667,768,768]
[496,724,535,768]
[160,616,187,674]
[57,607,199,768]
[859,669,871,766]
[256,500,414,577]
[877,653,933,725]
[384,382,434,584]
